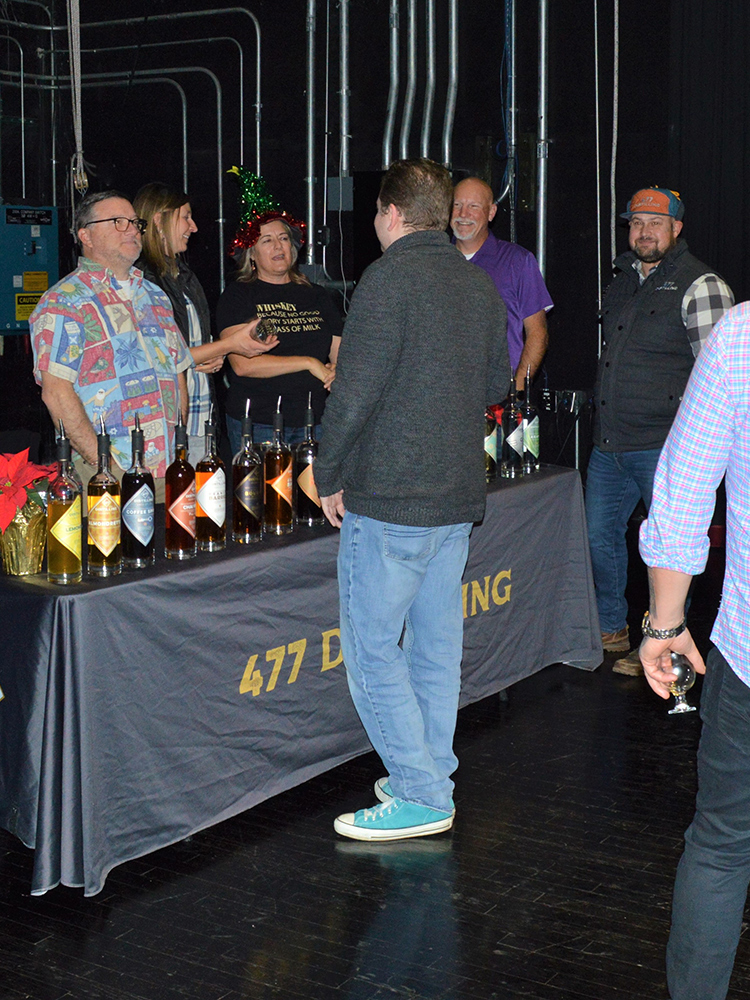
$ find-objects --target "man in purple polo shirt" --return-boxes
[451,177,553,389]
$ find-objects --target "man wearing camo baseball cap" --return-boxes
[586,185,734,676]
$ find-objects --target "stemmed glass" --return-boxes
[668,652,696,715]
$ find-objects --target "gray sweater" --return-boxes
[314,229,509,526]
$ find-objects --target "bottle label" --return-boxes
[484,426,497,461]
[122,484,155,546]
[297,463,321,507]
[169,481,196,538]
[50,495,82,559]
[268,460,293,506]
[235,469,262,516]
[523,417,540,459]
[507,423,524,458]
[196,468,226,527]
[87,492,121,556]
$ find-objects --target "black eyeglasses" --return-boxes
[84,216,148,235]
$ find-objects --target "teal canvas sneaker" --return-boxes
[334,798,454,842]
[374,778,456,816]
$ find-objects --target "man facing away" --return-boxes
[587,186,733,675]
[30,190,192,502]
[639,300,750,1000]
[451,176,553,389]
[314,158,509,841]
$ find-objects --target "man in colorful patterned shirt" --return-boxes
[30,190,191,501]
[639,301,750,1000]
[587,186,733,674]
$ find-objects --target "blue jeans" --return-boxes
[225,414,321,455]
[668,648,750,1000]
[337,514,472,813]
[585,445,661,633]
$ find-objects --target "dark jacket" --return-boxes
[594,239,715,452]
[314,230,509,526]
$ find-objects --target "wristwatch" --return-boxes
[641,610,686,640]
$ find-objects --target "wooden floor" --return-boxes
[1,527,745,999]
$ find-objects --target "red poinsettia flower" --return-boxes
[0,449,57,534]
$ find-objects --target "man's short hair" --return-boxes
[74,189,130,235]
[378,158,453,232]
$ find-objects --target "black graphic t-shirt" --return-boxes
[216,278,343,426]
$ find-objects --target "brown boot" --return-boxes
[612,648,644,676]
[601,626,630,652]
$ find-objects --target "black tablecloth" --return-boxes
[0,466,600,895]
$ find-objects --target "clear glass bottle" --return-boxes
[47,422,83,584]
[165,416,196,559]
[294,393,325,526]
[121,415,155,568]
[521,366,541,474]
[87,417,122,577]
[263,396,293,536]
[500,378,523,479]
[195,413,226,552]
[233,400,263,543]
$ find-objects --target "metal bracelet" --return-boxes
[641,611,686,640]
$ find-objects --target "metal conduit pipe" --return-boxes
[67,37,244,166]
[49,8,262,176]
[339,0,350,176]
[0,36,26,199]
[442,0,458,168]
[382,0,399,169]
[420,0,435,159]
[0,4,56,203]
[536,0,549,277]
[399,0,416,160]
[85,66,224,288]
[305,0,316,268]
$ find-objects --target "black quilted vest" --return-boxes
[594,240,714,452]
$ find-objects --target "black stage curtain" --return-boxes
[669,2,750,302]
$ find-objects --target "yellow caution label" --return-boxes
[23,271,49,292]
[15,293,43,321]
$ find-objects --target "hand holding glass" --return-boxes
[668,652,696,715]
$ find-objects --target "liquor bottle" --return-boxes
[294,392,325,526]
[195,410,226,551]
[521,365,541,474]
[484,406,498,482]
[121,414,155,568]
[47,422,82,584]
[263,396,293,535]
[87,416,122,577]
[232,399,263,543]
[500,378,523,478]
[165,415,196,559]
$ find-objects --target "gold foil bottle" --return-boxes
[232,399,262,543]
[263,396,293,536]
[165,415,196,559]
[294,392,324,527]
[121,414,155,568]
[87,416,122,577]
[195,411,226,552]
[47,421,83,584]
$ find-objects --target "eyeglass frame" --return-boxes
[82,216,148,235]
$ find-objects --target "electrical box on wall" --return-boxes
[0,206,59,334]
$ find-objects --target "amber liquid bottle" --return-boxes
[195,417,226,551]
[263,398,293,535]
[47,426,82,584]
[165,418,196,559]
[87,421,122,577]
[232,402,262,543]
[294,394,324,526]
[121,418,155,568]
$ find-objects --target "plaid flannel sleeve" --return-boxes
[682,273,734,357]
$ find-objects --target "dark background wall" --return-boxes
[1,0,745,398]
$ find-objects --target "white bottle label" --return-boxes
[484,426,497,461]
[523,417,540,459]
[507,423,524,458]
[197,468,226,527]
